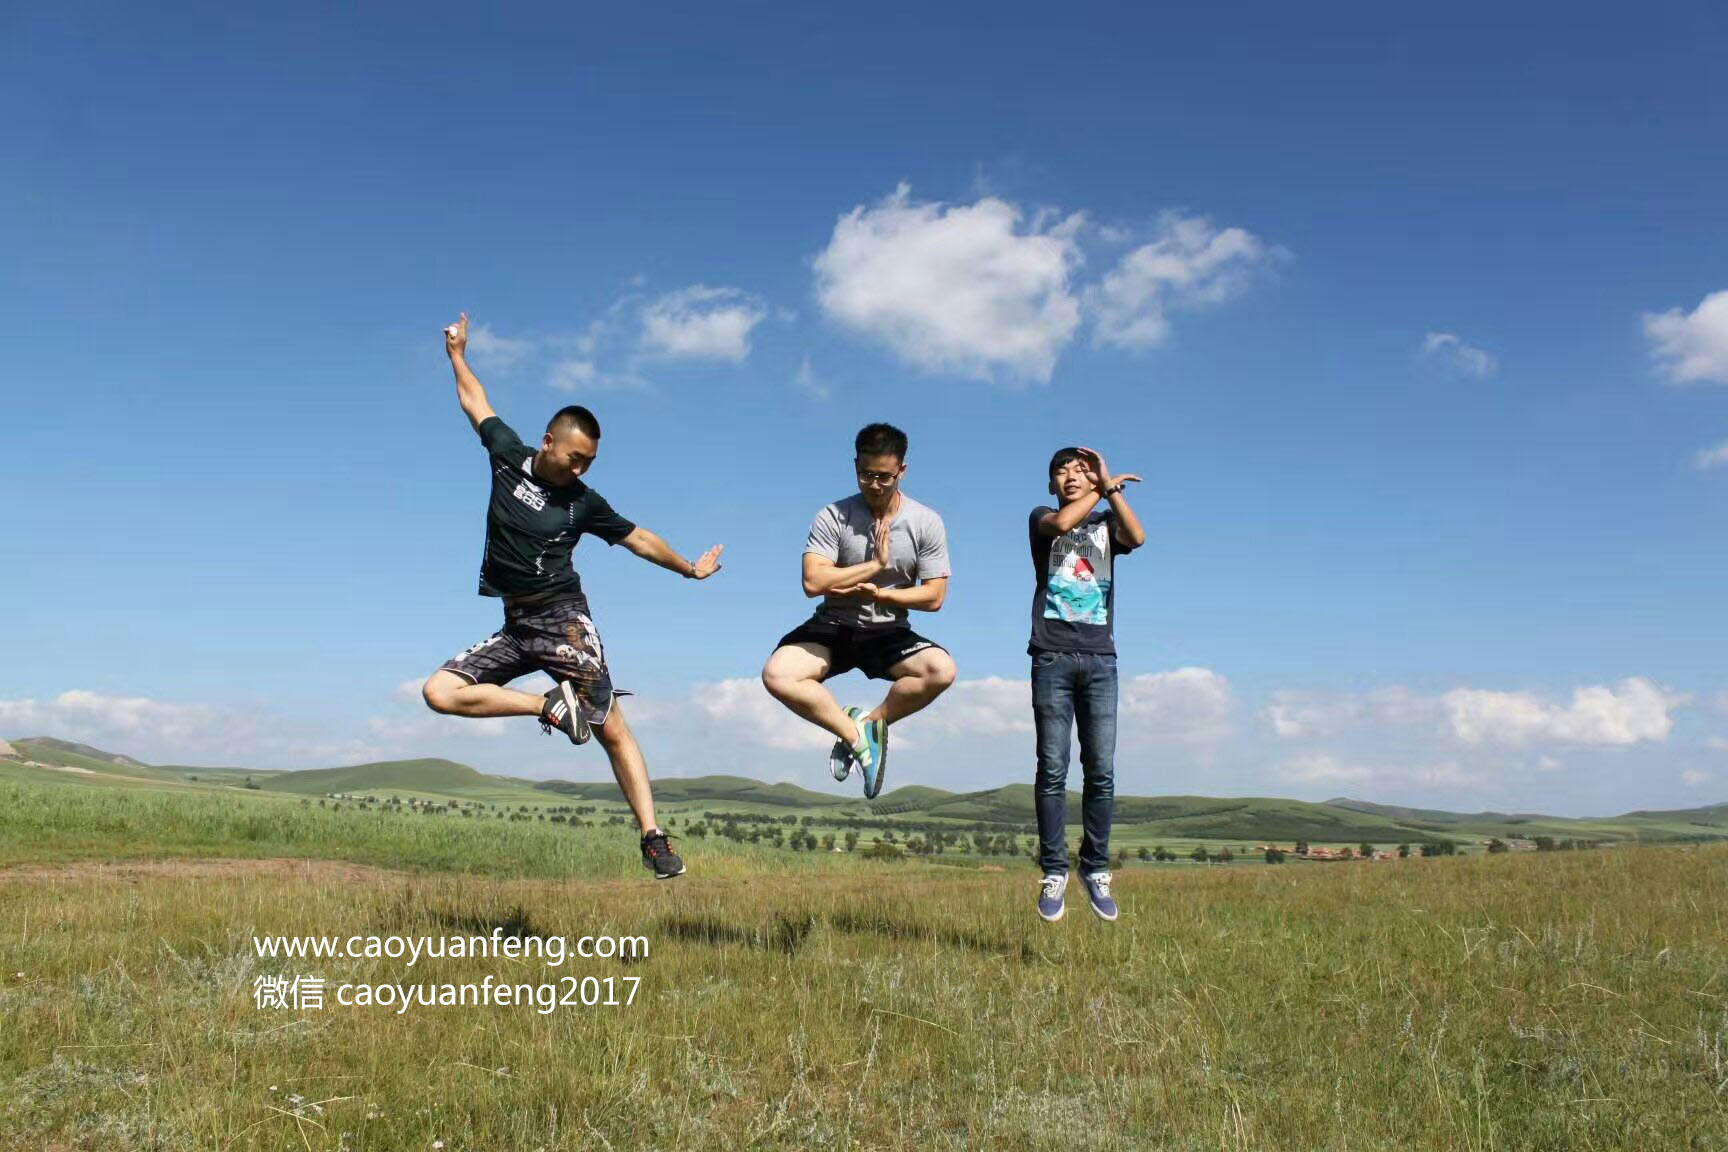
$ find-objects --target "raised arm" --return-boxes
[1082,447,1146,549]
[619,526,723,580]
[444,313,496,433]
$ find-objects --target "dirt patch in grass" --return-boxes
[0,856,409,885]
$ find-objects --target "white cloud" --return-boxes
[465,323,533,371]
[1275,753,1481,790]
[793,355,828,399]
[908,668,1230,742]
[1420,331,1499,379]
[917,677,1036,736]
[1682,770,1712,788]
[1260,687,1433,738]
[1277,754,1373,784]
[1707,737,1728,753]
[1644,290,1728,386]
[0,690,222,744]
[1693,440,1728,471]
[639,285,767,362]
[1121,668,1234,742]
[813,183,1085,382]
[692,678,833,751]
[1089,216,1278,350]
[1443,677,1684,746]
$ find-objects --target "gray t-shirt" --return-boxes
[804,493,951,629]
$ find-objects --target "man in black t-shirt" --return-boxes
[421,314,724,879]
[1027,447,1145,922]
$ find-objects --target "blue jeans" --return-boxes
[1031,650,1118,875]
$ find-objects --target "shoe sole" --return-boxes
[830,708,860,782]
[653,866,686,879]
[557,681,591,745]
[863,718,889,799]
[1038,905,1065,922]
[1089,905,1118,921]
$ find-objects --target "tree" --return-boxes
[1397,842,1411,858]
[1533,836,1556,853]
[844,830,859,852]
[1264,848,1286,864]
[1359,842,1374,859]
[1215,847,1234,863]
[1190,846,1210,863]
[1136,847,1151,862]
[1486,838,1508,854]
[1294,839,1309,856]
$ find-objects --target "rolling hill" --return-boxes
[7,737,1726,845]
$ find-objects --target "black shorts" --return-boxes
[441,594,624,727]
[774,619,946,681]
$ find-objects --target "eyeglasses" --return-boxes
[856,470,900,486]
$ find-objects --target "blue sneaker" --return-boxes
[829,707,863,782]
[1080,871,1118,921]
[1037,873,1067,922]
[856,714,888,799]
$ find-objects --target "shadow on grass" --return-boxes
[655,908,1037,963]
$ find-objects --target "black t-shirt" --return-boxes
[1027,505,1139,655]
[474,417,636,599]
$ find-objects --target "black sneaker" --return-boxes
[640,828,685,879]
[540,682,590,745]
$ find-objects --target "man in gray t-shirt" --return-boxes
[761,423,958,800]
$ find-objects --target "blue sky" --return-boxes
[4,2,1726,815]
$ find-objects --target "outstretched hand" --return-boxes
[689,544,724,580]
[830,582,880,602]
[445,313,468,359]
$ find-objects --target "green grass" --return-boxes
[1,768,1727,1148]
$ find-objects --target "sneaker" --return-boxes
[856,714,889,800]
[1080,871,1117,921]
[640,828,685,879]
[540,682,591,746]
[829,706,863,782]
[1037,873,1067,922]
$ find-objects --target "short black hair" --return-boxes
[854,422,908,461]
[1048,446,1083,480]
[547,405,601,440]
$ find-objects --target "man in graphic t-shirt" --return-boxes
[419,314,724,879]
[760,423,958,799]
[1028,447,1146,922]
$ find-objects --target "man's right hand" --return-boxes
[445,313,469,360]
[871,516,893,570]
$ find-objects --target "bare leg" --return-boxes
[422,670,543,718]
[869,647,958,725]
[761,643,856,743]
[592,700,658,834]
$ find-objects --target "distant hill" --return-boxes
[1612,802,1728,826]
[10,738,1728,845]
[18,739,147,766]
[260,759,494,795]
[535,774,846,809]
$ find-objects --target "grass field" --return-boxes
[2,767,1727,1150]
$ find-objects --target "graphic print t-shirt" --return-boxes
[475,417,635,599]
[1027,505,1138,655]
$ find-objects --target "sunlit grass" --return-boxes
[2,776,1726,1148]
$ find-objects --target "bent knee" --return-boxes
[924,651,958,691]
[421,672,463,714]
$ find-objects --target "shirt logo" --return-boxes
[512,480,547,511]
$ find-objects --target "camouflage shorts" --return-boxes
[441,594,624,727]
